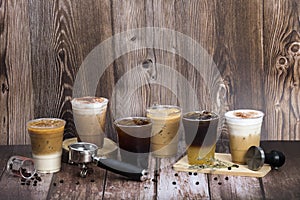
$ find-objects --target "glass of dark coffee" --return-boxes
[114,117,152,169]
[182,111,219,165]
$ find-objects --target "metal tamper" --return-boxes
[245,146,286,171]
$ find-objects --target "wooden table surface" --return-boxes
[0,141,299,200]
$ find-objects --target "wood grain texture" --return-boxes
[0,142,300,199]
[261,141,300,199]
[0,0,299,145]
[48,163,106,200]
[0,0,33,145]
[0,145,53,200]
[263,0,300,140]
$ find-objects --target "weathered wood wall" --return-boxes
[0,0,299,145]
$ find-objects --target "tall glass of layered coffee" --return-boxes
[182,111,219,165]
[146,105,182,157]
[225,109,264,164]
[71,96,108,148]
[27,118,66,173]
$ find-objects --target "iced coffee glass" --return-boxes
[114,117,152,169]
[71,96,108,148]
[182,111,219,165]
[146,105,182,157]
[27,118,66,173]
[225,109,264,164]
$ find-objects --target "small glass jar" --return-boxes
[6,156,36,179]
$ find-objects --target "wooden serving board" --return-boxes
[173,153,271,178]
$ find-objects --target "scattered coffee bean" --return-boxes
[152,179,157,183]
[218,182,222,185]
[26,181,30,186]
[174,173,178,177]
[213,177,218,181]
[53,183,57,187]
[172,181,176,185]
[36,176,42,182]
[75,181,80,185]
[227,167,232,170]
[21,178,27,182]
[195,181,199,185]
[33,183,37,187]
[232,164,239,168]
[21,182,25,185]
[225,177,229,181]
[193,172,198,176]
[59,179,64,184]
[188,172,192,175]
[90,179,95,183]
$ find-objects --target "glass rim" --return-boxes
[225,109,264,120]
[182,110,219,121]
[71,96,108,109]
[114,117,152,127]
[27,118,66,129]
[146,104,182,115]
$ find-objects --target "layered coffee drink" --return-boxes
[71,96,108,148]
[182,111,219,165]
[114,117,152,168]
[146,105,181,157]
[27,118,66,173]
[225,109,264,164]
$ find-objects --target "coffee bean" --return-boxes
[90,179,95,183]
[193,172,198,176]
[174,173,178,177]
[218,182,222,185]
[195,181,199,185]
[225,177,229,181]
[172,181,176,185]
[213,177,218,181]
[188,172,192,175]
[53,183,57,186]
[75,181,80,185]
[227,167,232,170]
[59,179,64,184]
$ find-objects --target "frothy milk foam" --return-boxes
[225,109,264,164]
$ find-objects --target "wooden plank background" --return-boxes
[0,0,299,145]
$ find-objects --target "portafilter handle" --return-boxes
[92,156,148,181]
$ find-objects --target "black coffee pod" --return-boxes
[245,146,285,171]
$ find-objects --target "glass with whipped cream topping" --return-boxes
[146,105,182,157]
[225,109,264,164]
[71,96,108,148]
